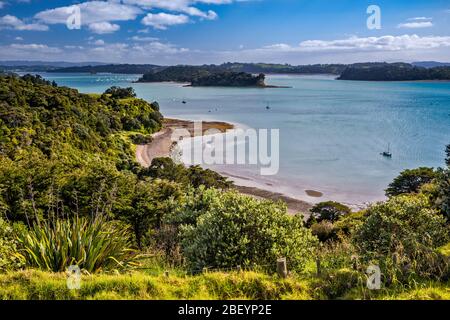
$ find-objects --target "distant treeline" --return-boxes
[338,62,450,81]
[48,64,164,74]
[4,61,450,82]
[47,62,346,75]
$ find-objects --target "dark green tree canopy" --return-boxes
[307,201,351,226]
[104,86,136,99]
[386,167,437,197]
[445,144,450,167]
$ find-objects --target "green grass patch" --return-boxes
[0,270,313,300]
[1,270,449,300]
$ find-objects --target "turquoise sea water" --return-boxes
[37,73,450,205]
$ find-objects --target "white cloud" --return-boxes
[0,1,5,9]
[124,0,224,19]
[35,1,142,25]
[30,0,244,33]
[398,17,433,29]
[8,43,62,53]
[142,13,189,29]
[407,17,432,21]
[88,22,120,34]
[130,35,159,41]
[398,21,433,29]
[0,15,49,31]
[93,39,105,46]
[267,34,450,52]
[2,33,450,65]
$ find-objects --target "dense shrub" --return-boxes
[179,189,318,272]
[143,157,232,189]
[332,211,367,237]
[311,221,335,242]
[130,133,153,145]
[353,194,449,281]
[435,169,450,221]
[0,218,25,271]
[120,179,184,249]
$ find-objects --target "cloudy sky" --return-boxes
[1,0,450,64]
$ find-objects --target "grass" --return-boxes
[0,270,312,300]
[1,269,448,300]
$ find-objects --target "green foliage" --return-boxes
[17,216,136,273]
[353,194,449,281]
[307,201,351,226]
[435,168,450,221]
[445,144,450,167]
[178,189,318,272]
[0,218,25,271]
[186,165,232,189]
[143,157,232,189]
[120,179,184,249]
[338,62,450,81]
[103,86,136,99]
[130,133,153,145]
[333,211,367,237]
[191,72,266,87]
[138,66,266,87]
[0,151,134,224]
[310,221,335,242]
[386,167,437,197]
[0,74,162,158]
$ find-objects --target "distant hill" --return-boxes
[49,64,164,74]
[221,62,347,75]
[49,62,348,76]
[0,61,106,72]
[338,62,450,81]
[412,61,450,68]
[137,65,217,82]
[0,60,105,67]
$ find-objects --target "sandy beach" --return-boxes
[136,118,313,215]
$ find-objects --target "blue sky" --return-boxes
[1,0,450,64]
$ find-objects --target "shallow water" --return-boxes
[39,73,450,205]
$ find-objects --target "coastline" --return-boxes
[136,118,313,215]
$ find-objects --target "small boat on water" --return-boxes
[381,143,392,158]
[182,100,187,104]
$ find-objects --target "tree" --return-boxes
[385,167,437,197]
[121,179,183,249]
[104,86,136,99]
[307,201,351,226]
[186,165,232,189]
[445,144,450,167]
[435,168,450,221]
[142,158,232,190]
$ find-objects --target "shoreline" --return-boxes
[136,118,313,215]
